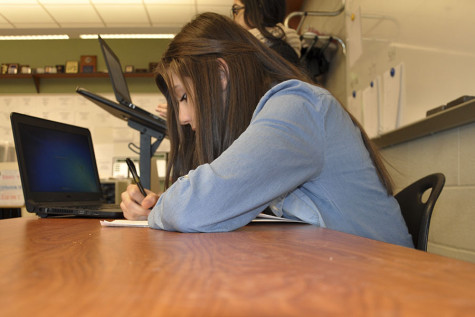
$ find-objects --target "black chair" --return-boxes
[394,173,445,251]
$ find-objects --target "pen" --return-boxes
[125,158,147,197]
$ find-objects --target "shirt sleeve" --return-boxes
[148,83,332,232]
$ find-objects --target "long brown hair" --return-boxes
[240,0,287,43]
[156,12,393,195]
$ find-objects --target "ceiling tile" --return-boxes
[10,23,60,28]
[146,4,196,26]
[105,23,152,28]
[0,5,55,24]
[44,5,102,24]
[144,0,193,3]
[0,0,250,35]
[38,0,90,3]
[0,15,10,23]
[59,23,105,28]
[94,4,150,25]
[91,0,143,3]
[199,0,230,4]
[0,0,37,3]
[197,5,230,16]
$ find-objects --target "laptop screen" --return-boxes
[99,36,132,105]
[19,124,99,193]
[11,113,104,203]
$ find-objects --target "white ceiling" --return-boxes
[0,0,231,38]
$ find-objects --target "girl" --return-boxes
[120,12,413,247]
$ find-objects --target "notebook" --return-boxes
[10,112,124,218]
[75,36,166,135]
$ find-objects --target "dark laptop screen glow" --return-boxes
[18,123,100,193]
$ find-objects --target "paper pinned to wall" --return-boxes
[347,89,363,123]
[381,63,405,132]
[362,76,381,138]
[346,5,363,68]
[0,163,24,207]
[94,144,114,179]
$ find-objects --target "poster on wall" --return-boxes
[381,62,405,133]
[347,90,363,123]
[361,76,381,138]
[345,5,363,68]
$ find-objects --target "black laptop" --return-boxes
[10,112,124,218]
[76,36,167,135]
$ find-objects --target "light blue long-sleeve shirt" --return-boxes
[149,80,414,248]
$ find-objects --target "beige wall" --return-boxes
[0,93,169,179]
[382,122,475,263]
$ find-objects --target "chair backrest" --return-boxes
[394,173,445,251]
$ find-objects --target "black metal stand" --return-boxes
[127,120,165,189]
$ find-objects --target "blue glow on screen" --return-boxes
[20,124,99,193]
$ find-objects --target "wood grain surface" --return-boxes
[1,217,474,316]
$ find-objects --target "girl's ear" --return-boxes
[217,58,229,91]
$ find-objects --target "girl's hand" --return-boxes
[120,184,159,220]
[156,103,167,118]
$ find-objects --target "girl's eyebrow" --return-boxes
[173,85,185,94]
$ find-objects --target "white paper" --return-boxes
[347,90,363,123]
[346,6,363,68]
[381,63,405,132]
[94,144,114,179]
[101,219,149,227]
[100,213,306,227]
[252,213,305,223]
[362,76,382,138]
[0,165,24,207]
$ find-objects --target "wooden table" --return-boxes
[1,218,474,316]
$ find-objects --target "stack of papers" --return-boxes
[100,219,149,227]
[100,213,305,227]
